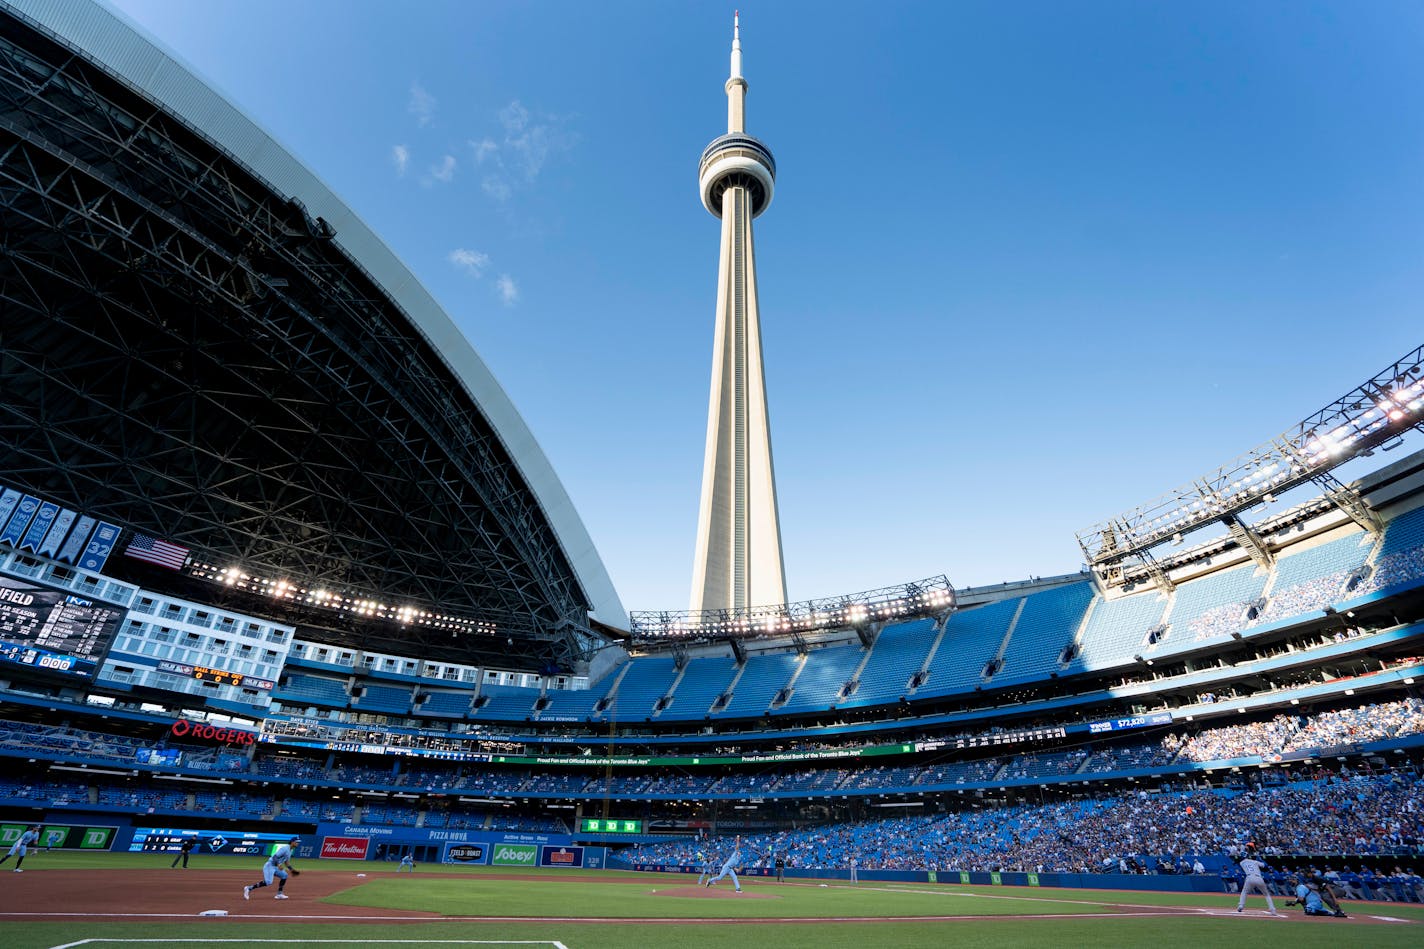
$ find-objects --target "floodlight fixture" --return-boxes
[1078,343,1424,566]
[628,574,955,641]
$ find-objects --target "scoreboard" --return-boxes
[0,574,125,677]
[155,659,274,691]
[579,818,642,834]
[130,827,296,856]
[193,665,243,686]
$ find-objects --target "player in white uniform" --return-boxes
[397,853,415,873]
[0,825,40,871]
[1236,854,1280,915]
[244,836,301,900]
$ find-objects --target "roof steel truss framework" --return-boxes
[0,16,594,668]
[1078,344,1424,569]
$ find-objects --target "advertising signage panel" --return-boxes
[445,843,487,864]
[491,843,537,867]
[541,845,584,868]
[579,818,642,834]
[320,836,371,860]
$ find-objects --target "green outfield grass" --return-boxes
[1,851,1420,949]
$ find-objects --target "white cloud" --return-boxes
[426,154,456,184]
[408,81,436,127]
[448,248,490,278]
[499,100,530,133]
[481,175,513,202]
[392,144,409,176]
[470,100,575,202]
[496,274,519,306]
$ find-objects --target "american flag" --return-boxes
[124,533,190,570]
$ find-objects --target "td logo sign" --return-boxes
[492,844,537,866]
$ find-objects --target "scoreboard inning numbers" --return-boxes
[580,818,642,834]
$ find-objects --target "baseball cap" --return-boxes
[289,836,301,843]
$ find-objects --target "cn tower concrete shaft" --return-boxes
[690,14,786,614]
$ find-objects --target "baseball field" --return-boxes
[0,852,1420,948]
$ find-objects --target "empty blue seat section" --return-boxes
[995,582,1094,684]
[274,673,349,708]
[604,657,679,719]
[1166,563,1267,645]
[776,644,864,714]
[1070,589,1166,672]
[472,683,538,720]
[1255,531,1370,624]
[918,598,1019,697]
[350,683,412,714]
[720,652,801,718]
[659,655,739,720]
[540,673,619,720]
[840,618,935,709]
[418,689,474,717]
[1379,504,1424,557]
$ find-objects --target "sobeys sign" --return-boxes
[492,844,537,866]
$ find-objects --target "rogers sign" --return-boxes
[321,836,371,860]
[168,719,257,746]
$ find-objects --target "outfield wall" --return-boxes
[626,863,1227,894]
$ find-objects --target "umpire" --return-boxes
[171,835,196,869]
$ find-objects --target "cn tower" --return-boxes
[689,13,787,614]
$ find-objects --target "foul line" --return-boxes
[48,942,569,949]
[9,909,1215,925]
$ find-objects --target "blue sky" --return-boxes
[106,1,1424,615]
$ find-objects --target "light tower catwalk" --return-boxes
[690,13,787,614]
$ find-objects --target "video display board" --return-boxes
[129,827,296,856]
[0,574,125,677]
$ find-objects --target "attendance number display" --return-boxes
[580,818,641,834]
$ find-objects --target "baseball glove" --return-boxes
[289,868,301,876]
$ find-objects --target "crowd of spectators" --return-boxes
[625,770,1424,877]
[1283,699,1424,752]
[1357,546,1424,595]
[2,698,1421,811]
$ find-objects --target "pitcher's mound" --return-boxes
[653,885,777,899]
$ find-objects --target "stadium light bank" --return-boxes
[1078,343,1424,572]
[628,575,955,642]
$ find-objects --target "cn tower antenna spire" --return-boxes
[725,11,747,133]
[730,11,742,82]
[691,12,786,615]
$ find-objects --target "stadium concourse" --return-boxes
[2,5,1424,944]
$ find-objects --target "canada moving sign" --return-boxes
[320,836,371,860]
[169,719,257,746]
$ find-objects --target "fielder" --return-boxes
[1235,852,1279,916]
[244,835,302,900]
[704,835,745,893]
[695,849,713,886]
[0,825,40,871]
[397,853,415,873]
